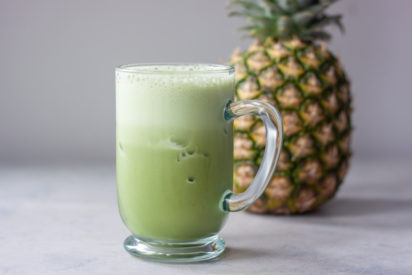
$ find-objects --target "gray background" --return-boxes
[1,0,411,164]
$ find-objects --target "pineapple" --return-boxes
[229,0,352,214]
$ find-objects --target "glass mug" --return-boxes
[115,63,283,262]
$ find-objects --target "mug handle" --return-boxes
[223,100,283,212]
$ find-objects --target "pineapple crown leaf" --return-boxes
[228,0,343,42]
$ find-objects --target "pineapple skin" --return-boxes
[231,38,352,214]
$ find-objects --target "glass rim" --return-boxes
[115,63,235,75]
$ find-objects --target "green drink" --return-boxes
[115,64,283,263]
[116,64,234,241]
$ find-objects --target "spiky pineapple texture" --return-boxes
[229,0,352,214]
[229,0,343,42]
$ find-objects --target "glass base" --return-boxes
[123,234,225,263]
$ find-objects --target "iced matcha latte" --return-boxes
[115,63,283,262]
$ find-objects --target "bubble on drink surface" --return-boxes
[186,177,196,184]
[185,144,198,156]
[167,137,189,149]
[118,143,125,156]
[223,128,228,136]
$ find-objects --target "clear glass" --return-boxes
[115,63,283,263]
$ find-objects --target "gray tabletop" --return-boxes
[1,159,411,275]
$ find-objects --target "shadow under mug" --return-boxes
[115,63,283,263]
